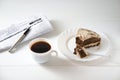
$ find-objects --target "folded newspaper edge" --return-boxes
[0,15,53,52]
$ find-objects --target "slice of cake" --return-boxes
[74,45,88,58]
[73,28,101,58]
[76,28,101,48]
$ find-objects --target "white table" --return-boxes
[0,0,120,80]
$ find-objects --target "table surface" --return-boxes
[0,0,120,80]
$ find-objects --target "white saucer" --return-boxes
[58,27,111,62]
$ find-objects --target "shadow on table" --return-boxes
[39,55,110,66]
[37,56,111,80]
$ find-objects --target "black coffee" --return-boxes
[31,41,51,53]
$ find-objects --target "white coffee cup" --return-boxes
[29,38,57,64]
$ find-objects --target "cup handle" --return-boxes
[50,50,58,56]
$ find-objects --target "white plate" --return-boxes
[58,27,111,62]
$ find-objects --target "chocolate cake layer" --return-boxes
[84,37,100,45]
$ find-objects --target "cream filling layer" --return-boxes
[84,42,100,48]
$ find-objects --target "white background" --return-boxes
[0,0,120,80]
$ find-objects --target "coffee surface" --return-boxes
[31,41,51,53]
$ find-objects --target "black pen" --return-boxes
[8,27,30,53]
[8,18,42,53]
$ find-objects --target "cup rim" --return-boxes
[29,38,52,55]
